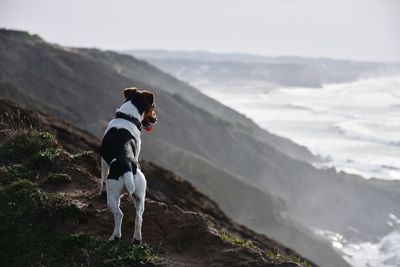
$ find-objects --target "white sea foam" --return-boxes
[315,214,400,267]
[315,228,400,267]
[343,232,400,267]
[201,75,400,180]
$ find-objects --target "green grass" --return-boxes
[62,234,156,267]
[0,179,75,266]
[0,129,82,174]
[0,130,59,164]
[0,164,37,185]
[32,147,70,162]
[0,179,156,266]
[266,249,312,267]
[0,129,157,266]
[220,231,256,249]
[220,230,311,266]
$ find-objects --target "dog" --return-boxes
[100,87,157,244]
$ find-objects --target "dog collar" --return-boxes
[115,112,142,131]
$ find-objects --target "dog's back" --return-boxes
[101,128,138,174]
[101,127,137,193]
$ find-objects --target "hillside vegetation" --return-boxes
[0,99,314,266]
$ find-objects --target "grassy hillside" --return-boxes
[0,99,314,266]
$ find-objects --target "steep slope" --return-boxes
[0,87,348,267]
[0,98,314,266]
[3,29,399,266]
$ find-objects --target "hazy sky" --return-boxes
[1,0,399,62]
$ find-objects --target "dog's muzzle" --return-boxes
[142,116,157,133]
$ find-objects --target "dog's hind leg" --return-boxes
[124,171,135,195]
[132,169,146,244]
[107,178,124,241]
[100,158,109,196]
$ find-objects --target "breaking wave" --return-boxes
[204,75,400,180]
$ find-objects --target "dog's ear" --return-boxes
[123,87,139,100]
[141,91,155,106]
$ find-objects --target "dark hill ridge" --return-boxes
[0,99,314,266]
[127,49,400,88]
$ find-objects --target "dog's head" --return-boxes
[124,87,157,133]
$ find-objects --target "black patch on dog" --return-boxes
[101,128,138,180]
[125,91,147,115]
[108,158,137,180]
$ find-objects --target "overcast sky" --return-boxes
[1,0,399,62]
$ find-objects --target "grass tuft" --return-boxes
[220,231,256,249]
[266,249,312,267]
[62,234,156,266]
[71,150,96,161]
[29,147,72,170]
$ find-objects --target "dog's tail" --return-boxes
[124,171,135,195]
[108,158,136,195]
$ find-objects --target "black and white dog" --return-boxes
[100,87,157,244]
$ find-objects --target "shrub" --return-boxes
[0,130,58,164]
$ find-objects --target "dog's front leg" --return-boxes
[132,170,146,244]
[100,158,109,196]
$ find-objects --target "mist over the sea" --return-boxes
[202,75,400,181]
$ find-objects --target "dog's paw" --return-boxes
[108,236,120,243]
[132,239,142,245]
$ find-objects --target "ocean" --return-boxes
[201,75,400,181]
[198,75,400,266]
